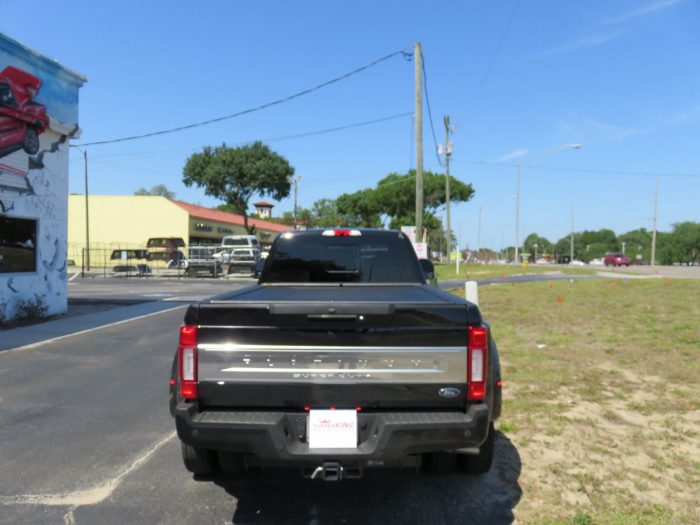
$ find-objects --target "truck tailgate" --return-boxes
[194,285,478,410]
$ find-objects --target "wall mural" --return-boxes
[0,33,84,320]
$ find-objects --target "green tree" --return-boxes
[523,233,552,260]
[335,189,382,227]
[372,170,474,221]
[669,221,700,264]
[134,184,176,199]
[183,141,294,233]
[619,228,652,263]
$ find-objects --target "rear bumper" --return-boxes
[175,403,490,463]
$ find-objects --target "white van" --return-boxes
[220,235,260,249]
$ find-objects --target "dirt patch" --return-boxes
[463,278,700,524]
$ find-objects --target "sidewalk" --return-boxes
[0,300,186,353]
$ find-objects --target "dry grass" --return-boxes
[453,278,700,524]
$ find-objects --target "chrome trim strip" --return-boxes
[219,367,443,374]
[201,344,464,353]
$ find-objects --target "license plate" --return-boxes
[308,410,358,449]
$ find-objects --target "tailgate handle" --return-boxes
[270,304,394,315]
[307,314,358,321]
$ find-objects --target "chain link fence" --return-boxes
[67,243,257,279]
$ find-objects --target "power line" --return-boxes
[247,112,413,145]
[463,0,521,124]
[74,48,412,147]
[71,112,413,161]
[420,50,442,167]
[475,160,700,179]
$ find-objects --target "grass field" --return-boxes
[435,263,596,281]
[452,278,700,524]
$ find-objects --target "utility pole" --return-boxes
[651,176,658,268]
[414,42,424,241]
[442,115,452,262]
[570,208,575,262]
[477,206,482,262]
[514,165,521,263]
[292,175,302,230]
[84,150,90,271]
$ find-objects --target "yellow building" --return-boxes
[67,195,292,266]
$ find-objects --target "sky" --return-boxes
[3,0,699,250]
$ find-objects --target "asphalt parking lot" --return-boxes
[68,273,257,303]
[0,278,521,524]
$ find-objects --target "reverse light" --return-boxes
[467,325,488,401]
[178,325,198,399]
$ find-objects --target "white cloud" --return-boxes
[604,0,687,25]
[497,148,528,162]
[531,31,623,60]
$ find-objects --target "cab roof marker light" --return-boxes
[321,229,362,237]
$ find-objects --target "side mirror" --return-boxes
[419,259,435,279]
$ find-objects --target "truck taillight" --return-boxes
[467,325,488,401]
[178,325,198,399]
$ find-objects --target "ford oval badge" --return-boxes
[438,387,461,398]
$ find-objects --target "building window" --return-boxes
[0,216,37,273]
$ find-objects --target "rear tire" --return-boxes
[456,422,495,475]
[181,442,216,475]
[23,127,40,154]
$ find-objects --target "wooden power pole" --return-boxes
[443,115,452,262]
[414,42,424,241]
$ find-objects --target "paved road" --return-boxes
[439,271,600,290]
[0,284,522,524]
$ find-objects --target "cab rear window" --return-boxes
[264,234,422,283]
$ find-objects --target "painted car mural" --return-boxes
[0,66,48,158]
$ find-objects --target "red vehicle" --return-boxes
[0,66,49,158]
[604,253,631,267]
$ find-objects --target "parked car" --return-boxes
[147,250,186,267]
[146,237,186,250]
[110,249,148,260]
[604,253,631,267]
[0,66,49,158]
[225,248,259,274]
[220,235,260,249]
[170,229,502,481]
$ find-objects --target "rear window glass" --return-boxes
[264,234,422,283]
[223,239,248,246]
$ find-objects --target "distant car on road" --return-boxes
[604,253,631,267]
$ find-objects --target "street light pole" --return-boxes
[514,143,581,265]
[514,165,521,263]
[570,208,575,261]
[651,176,659,268]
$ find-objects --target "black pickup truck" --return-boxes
[170,229,501,480]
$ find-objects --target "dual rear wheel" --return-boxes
[422,422,495,475]
[181,443,244,476]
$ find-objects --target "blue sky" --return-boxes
[3,0,699,249]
